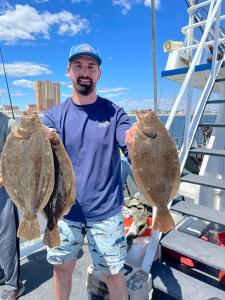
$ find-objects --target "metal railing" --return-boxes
[142,0,224,274]
[166,0,223,172]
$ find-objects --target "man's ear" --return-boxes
[98,68,102,80]
[67,65,71,77]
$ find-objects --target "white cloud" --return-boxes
[13,79,35,89]
[144,0,160,9]
[116,98,154,111]
[60,81,71,86]
[116,97,172,111]
[112,0,160,15]
[71,0,92,3]
[0,62,51,77]
[100,92,124,98]
[11,91,29,97]
[0,89,6,97]
[61,93,71,98]
[98,87,129,93]
[0,5,90,44]
[0,1,11,13]
[112,0,133,15]
[98,87,129,98]
[35,0,50,3]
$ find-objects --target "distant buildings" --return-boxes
[25,104,37,113]
[35,80,60,112]
[1,104,20,113]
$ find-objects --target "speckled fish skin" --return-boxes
[130,109,180,233]
[1,112,55,240]
[42,135,76,248]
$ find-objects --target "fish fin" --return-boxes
[43,224,60,248]
[17,216,40,240]
[153,207,175,233]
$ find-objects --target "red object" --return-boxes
[162,235,210,268]
[124,216,152,237]
[163,248,198,268]
[202,231,225,285]
[217,232,225,285]
[219,271,225,285]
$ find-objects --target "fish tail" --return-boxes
[17,216,41,240]
[153,207,175,233]
[43,224,60,248]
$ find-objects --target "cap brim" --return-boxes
[69,52,102,65]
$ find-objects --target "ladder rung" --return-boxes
[189,147,225,157]
[207,99,225,104]
[199,123,225,127]
[161,230,225,271]
[152,261,225,300]
[171,199,225,226]
[180,174,225,189]
[215,78,225,83]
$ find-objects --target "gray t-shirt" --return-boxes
[0,112,17,175]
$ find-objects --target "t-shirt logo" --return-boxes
[97,121,111,128]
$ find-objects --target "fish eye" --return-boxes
[149,133,157,139]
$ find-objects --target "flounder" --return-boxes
[1,112,54,240]
[42,135,76,248]
[130,109,180,233]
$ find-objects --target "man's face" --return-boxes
[68,56,101,96]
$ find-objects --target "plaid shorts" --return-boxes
[47,212,127,275]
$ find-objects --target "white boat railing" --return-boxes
[188,0,211,12]
[175,37,225,52]
[166,0,222,163]
[142,0,224,274]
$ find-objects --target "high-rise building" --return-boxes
[35,80,60,112]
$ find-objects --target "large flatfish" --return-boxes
[130,109,180,233]
[1,112,54,240]
[42,136,76,248]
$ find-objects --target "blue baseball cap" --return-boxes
[69,43,102,65]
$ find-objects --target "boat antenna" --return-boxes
[0,47,15,119]
[151,0,158,113]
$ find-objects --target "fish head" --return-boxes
[136,109,158,139]
[13,112,41,138]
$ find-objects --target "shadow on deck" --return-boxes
[0,245,92,300]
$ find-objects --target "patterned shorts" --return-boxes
[47,212,127,275]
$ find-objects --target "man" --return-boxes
[43,43,135,300]
[0,112,25,300]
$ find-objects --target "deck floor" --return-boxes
[0,245,92,300]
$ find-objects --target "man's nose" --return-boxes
[80,66,89,75]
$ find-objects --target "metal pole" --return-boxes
[151,0,158,113]
[0,47,15,119]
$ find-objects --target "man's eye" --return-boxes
[89,66,97,71]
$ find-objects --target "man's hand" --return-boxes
[125,124,138,158]
[0,175,3,188]
[42,124,57,140]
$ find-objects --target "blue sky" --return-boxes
[0,0,216,112]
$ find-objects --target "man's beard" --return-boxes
[73,76,96,96]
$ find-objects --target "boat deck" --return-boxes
[0,245,92,300]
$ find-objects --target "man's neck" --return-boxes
[72,89,97,105]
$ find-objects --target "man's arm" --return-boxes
[42,108,58,140]
[0,175,3,188]
[125,125,138,159]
